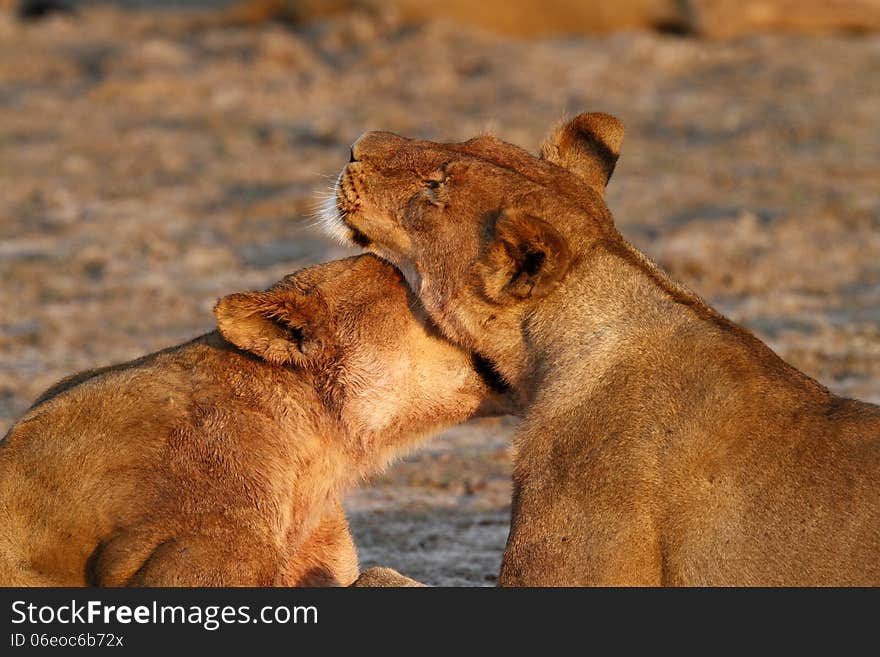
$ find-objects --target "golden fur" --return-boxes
[0,255,505,586]
[219,0,685,36]
[326,114,880,586]
[351,566,425,587]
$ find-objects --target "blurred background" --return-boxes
[1,0,878,585]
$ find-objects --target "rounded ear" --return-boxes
[475,209,572,304]
[540,112,624,195]
[213,289,324,366]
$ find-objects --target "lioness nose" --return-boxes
[350,131,406,162]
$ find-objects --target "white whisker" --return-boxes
[314,174,353,245]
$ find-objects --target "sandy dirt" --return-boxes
[0,6,877,585]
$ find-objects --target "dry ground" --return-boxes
[0,7,877,585]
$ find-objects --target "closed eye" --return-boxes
[423,161,453,190]
[422,175,448,207]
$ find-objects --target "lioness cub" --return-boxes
[326,115,880,585]
[0,254,506,586]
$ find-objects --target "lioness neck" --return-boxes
[523,236,832,425]
[341,356,491,483]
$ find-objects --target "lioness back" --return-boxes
[0,337,234,585]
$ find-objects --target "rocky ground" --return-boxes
[0,6,877,585]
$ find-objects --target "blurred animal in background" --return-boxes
[220,0,687,34]
[220,0,361,26]
[222,0,880,36]
[0,255,510,586]
[687,0,880,37]
[5,0,878,36]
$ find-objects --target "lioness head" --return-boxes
[214,254,510,462]
[322,113,624,390]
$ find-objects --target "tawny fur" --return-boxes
[0,255,504,586]
[328,115,880,586]
[351,566,426,587]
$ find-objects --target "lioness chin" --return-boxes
[324,114,880,586]
[0,254,506,586]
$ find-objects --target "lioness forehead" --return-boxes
[360,132,600,207]
[280,254,405,297]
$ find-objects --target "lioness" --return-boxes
[324,115,880,585]
[0,254,506,586]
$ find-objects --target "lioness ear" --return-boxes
[214,289,323,366]
[476,209,572,304]
[540,112,624,194]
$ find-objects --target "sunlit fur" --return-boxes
[315,176,354,245]
[327,113,880,586]
[0,255,508,586]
